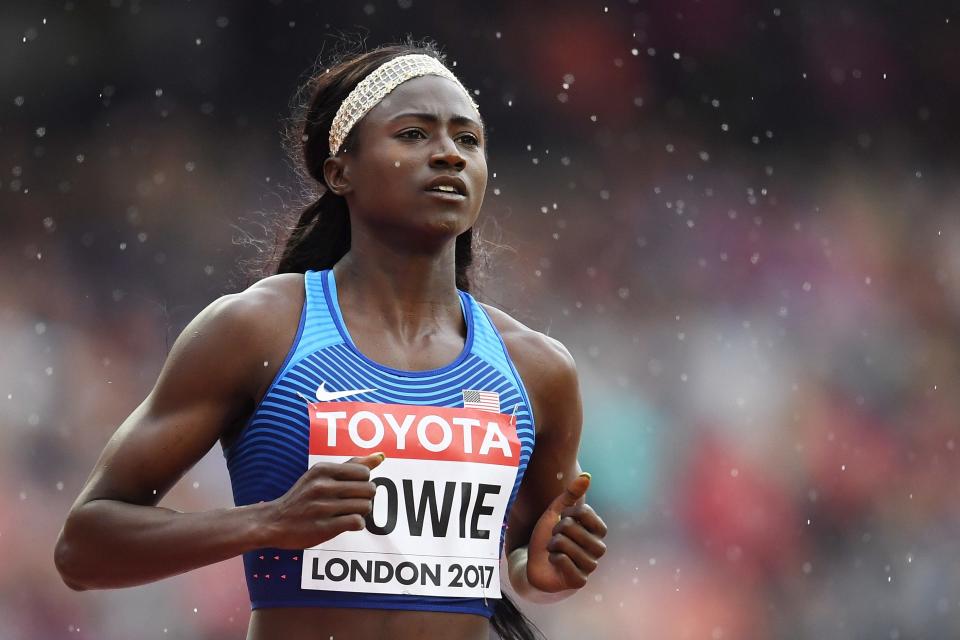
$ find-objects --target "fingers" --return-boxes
[546,531,601,574]
[552,517,607,559]
[315,453,386,481]
[545,499,608,583]
[330,480,378,499]
[313,498,374,517]
[548,552,588,589]
[557,503,608,538]
[346,452,386,470]
[554,471,591,510]
[324,513,367,535]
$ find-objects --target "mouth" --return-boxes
[424,186,467,201]
[424,176,468,200]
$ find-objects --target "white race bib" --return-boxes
[301,402,521,599]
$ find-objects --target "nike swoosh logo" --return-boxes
[298,381,377,403]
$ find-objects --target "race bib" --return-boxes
[301,401,521,599]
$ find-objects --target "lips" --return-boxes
[424,175,468,197]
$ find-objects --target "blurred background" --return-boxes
[3,1,960,638]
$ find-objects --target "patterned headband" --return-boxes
[328,53,479,157]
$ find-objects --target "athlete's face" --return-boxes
[324,74,487,247]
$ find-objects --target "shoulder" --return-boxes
[478,302,575,374]
[477,302,580,432]
[160,273,306,399]
[191,273,304,342]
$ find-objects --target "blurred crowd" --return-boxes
[3,1,960,638]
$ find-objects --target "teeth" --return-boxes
[434,185,458,193]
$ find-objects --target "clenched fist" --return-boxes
[258,452,385,549]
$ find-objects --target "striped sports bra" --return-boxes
[224,269,536,617]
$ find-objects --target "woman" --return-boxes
[54,40,608,640]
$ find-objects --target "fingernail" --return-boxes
[374,452,386,461]
[579,471,591,480]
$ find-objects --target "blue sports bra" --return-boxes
[224,269,536,617]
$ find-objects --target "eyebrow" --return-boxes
[389,111,484,130]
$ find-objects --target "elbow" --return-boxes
[54,516,96,591]
[54,537,87,591]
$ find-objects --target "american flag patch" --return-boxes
[462,389,500,413]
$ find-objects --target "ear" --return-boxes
[322,156,353,197]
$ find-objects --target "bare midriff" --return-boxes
[246,606,490,640]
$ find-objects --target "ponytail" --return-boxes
[491,593,546,640]
[275,190,351,275]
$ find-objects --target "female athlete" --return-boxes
[55,40,608,640]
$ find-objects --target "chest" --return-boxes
[339,318,469,373]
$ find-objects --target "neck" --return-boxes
[331,225,463,340]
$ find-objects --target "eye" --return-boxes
[457,133,481,147]
[397,128,426,140]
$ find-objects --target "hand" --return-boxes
[258,452,385,549]
[525,472,608,592]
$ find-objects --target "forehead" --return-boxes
[364,74,481,125]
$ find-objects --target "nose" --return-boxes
[428,135,466,171]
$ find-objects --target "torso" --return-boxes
[222,273,547,450]
[222,272,549,639]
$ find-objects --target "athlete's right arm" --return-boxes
[54,284,381,591]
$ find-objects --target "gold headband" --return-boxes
[328,53,479,157]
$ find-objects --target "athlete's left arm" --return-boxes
[499,326,608,604]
